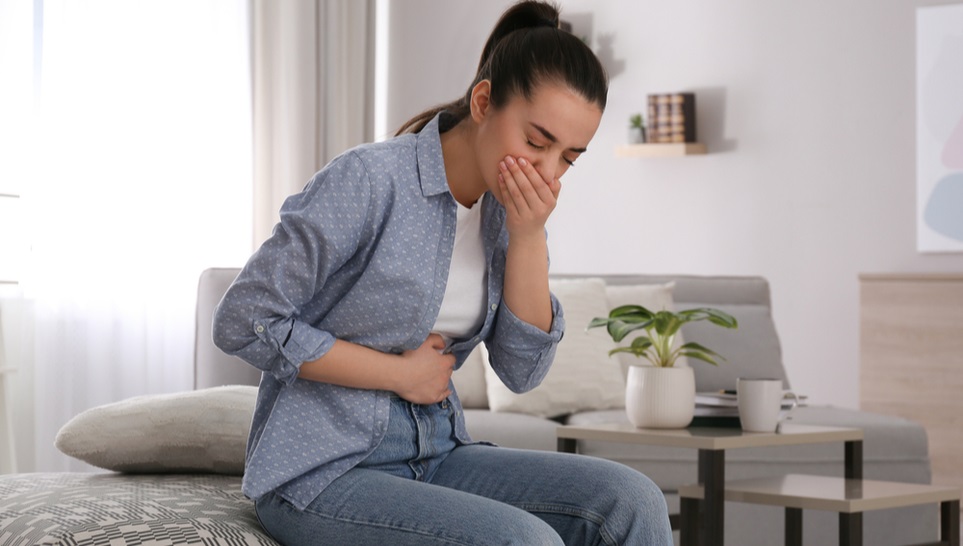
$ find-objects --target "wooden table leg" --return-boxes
[845,440,863,480]
[699,449,725,546]
[942,499,960,546]
[839,512,862,546]
[680,496,700,546]
[785,507,802,546]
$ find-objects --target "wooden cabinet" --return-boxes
[859,273,963,494]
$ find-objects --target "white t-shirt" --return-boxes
[432,199,488,342]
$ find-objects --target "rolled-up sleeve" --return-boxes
[212,152,372,385]
[485,292,565,393]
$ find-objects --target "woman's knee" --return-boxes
[501,514,566,546]
[616,464,667,510]
[587,459,673,545]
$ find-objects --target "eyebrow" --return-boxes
[531,123,588,153]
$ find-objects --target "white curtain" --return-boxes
[24,0,253,471]
[3,0,375,472]
[251,0,375,245]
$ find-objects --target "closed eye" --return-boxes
[527,140,545,150]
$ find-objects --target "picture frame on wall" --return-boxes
[916,4,963,253]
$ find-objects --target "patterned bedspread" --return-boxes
[0,473,278,545]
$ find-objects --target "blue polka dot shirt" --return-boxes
[212,113,565,510]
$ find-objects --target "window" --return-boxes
[1,0,252,297]
[0,0,35,284]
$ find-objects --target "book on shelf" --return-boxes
[646,92,696,144]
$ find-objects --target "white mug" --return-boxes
[737,378,799,433]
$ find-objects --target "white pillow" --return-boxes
[605,282,688,375]
[485,278,626,418]
[55,386,256,474]
[452,344,489,409]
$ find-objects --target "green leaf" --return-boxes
[703,308,738,328]
[678,308,738,329]
[609,305,654,320]
[606,319,653,343]
[680,341,723,357]
[630,336,654,351]
[593,304,737,367]
[652,311,682,337]
[680,341,727,366]
[605,322,633,342]
[609,346,648,358]
[587,317,611,329]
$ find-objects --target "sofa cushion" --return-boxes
[55,386,255,474]
[462,409,561,451]
[484,278,626,418]
[680,303,788,392]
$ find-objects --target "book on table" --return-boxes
[692,392,806,428]
[695,391,805,408]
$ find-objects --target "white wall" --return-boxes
[384,0,963,409]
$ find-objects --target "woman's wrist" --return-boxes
[298,340,402,392]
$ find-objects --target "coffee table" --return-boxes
[556,422,863,546]
[678,474,960,546]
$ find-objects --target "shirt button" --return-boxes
[490,303,497,311]
[255,325,265,333]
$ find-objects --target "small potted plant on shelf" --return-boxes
[628,113,646,144]
[588,305,738,428]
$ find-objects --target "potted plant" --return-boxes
[628,113,646,144]
[588,305,738,428]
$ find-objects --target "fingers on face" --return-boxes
[499,156,555,212]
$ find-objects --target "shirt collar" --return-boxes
[415,112,455,198]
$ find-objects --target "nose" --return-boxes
[533,154,561,184]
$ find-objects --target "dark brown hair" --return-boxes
[395,1,608,135]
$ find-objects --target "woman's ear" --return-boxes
[469,80,492,123]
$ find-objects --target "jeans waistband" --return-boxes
[387,392,451,410]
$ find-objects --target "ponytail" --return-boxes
[396,1,607,136]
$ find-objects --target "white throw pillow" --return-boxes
[605,282,688,375]
[485,278,626,418]
[452,344,488,409]
[55,386,256,474]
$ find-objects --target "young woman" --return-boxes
[213,1,673,544]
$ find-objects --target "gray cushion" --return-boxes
[682,303,789,392]
[55,386,255,474]
[463,409,560,452]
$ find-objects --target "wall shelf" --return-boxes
[615,143,707,157]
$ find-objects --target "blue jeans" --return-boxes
[255,396,673,545]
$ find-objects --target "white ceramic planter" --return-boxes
[628,127,646,144]
[625,366,695,429]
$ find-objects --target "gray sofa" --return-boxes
[195,268,935,546]
[0,269,934,545]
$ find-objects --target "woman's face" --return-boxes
[471,81,603,203]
